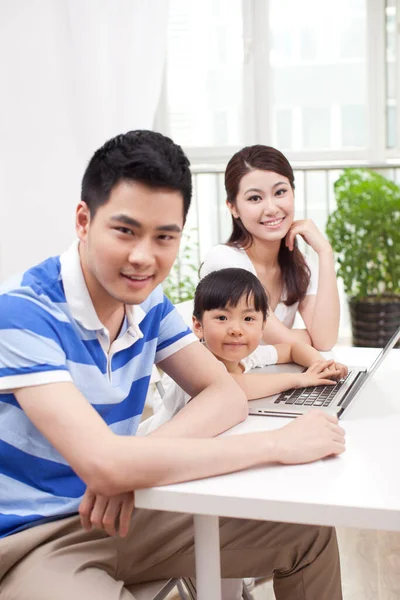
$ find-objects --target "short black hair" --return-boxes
[193,268,269,322]
[81,130,192,221]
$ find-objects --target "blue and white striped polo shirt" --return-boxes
[0,241,196,538]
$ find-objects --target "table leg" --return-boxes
[194,514,221,600]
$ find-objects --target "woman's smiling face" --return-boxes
[227,169,295,244]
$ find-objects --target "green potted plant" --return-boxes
[163,228,199,304]
[326,168,400,347]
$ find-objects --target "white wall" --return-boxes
[0,2,80,279]
[0,0,169,281]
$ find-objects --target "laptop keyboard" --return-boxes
[274,371,352,408]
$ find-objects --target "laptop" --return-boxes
[248,325,400,419]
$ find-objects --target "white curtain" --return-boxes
[0,0,169,281]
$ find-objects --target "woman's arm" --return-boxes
[299,248,340,351]
[273,341,327,365]
[262,310,312,345]
[288,342,325,366]
[286,220,340,351]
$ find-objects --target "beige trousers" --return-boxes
[0,510,342,600]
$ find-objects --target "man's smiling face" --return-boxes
[76,179,184,307]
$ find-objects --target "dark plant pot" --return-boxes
[349,295,400,348]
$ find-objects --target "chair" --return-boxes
[128,579,178,599]
[129,577,252,599]
[174,299,194,328]
[129,577,194,599]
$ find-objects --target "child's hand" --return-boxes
[331,361,348,380]
[297,359,341,388]
[313,360,348,382]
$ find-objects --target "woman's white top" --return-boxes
[137,344,278,436]
[200,244,318,328]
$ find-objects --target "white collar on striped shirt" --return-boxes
[60,240,145,336]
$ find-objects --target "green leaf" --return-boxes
[326,168,400,300]
[163,227,200,303]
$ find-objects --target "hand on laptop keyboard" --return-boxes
[297,359,347,389]
[275,363,351,408]
[329,361,348,381]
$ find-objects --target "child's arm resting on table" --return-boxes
[231,342,348,401]
[275,342,348,379]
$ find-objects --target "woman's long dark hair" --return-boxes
[225,145,310,306]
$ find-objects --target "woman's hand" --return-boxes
[286,219,332,254]
[79,489,135,538]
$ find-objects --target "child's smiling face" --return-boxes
[192,294,266,372]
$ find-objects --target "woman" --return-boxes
[200,145,340,350]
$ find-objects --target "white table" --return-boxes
[136,347,400,599]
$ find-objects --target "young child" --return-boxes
[140,267,347,437]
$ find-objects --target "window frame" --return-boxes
[157,0,400,165]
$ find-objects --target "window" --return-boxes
[269,0,368,152]
[165,0,244,148]
[160,0,398,162]
[386,0,397,149]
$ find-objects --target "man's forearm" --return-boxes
[96,410,345,495]
[100,430,277,494]
[15,381,343,501]
[150,380,247,439]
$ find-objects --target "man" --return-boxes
[0,130,345,599]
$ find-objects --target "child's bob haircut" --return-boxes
[193,268,269,322]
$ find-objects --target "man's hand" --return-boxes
[79,488,135,537]
[296,359,345,388]
[272,411,345,465]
